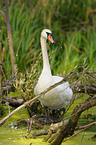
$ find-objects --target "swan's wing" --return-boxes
[52,75,69,87]
[52,75,63,83]
[52,75,73,102]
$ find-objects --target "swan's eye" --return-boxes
[48,34,55,44]
[48,34,52,39]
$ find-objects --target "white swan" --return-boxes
[34,29,73,110]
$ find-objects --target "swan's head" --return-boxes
[41,29,55,43]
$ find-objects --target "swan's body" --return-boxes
[34,29,73,110]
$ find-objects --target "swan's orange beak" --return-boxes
[48,34,55,44]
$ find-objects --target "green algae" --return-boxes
[0,126,48,145]
[0,124,96,145]
[0,96,96,145]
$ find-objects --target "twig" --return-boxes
[48,129,61,143]
[0,69,96,126]
[31,131,52,138]
[0,93,42,126]
[44,130,54,141]
[0,58,96,126]
[70,57,96,88]
[47,96,96,145]
[28,118,32,134]
[0,78,73,126]
[0,62,11,66]
[0,9,6,21]
[5,102,10,114]
[63,121,96,142]
[85,57,96,71]
[0,6,5,12]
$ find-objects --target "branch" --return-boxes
[5,0,15,75]
[46,95,96,145]
[63,121,96,142]
[0,93,41,126]
[0,9,6,21]
[74,83,96,95]
[85,57,96,71]
[31,131,54,138]
[0,79,72,126]
[0,68,96,126]
[2,97,24,107]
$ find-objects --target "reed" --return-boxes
[0,0,96,78]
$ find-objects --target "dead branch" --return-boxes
[63,121,96,142]
[5,0,15,75]
[0,93,41,126]
[1,85,15,96]
[15,119,30,128]
[45,95,96,145]
[27,131,52,139]
[5,102,10,114]
[74,83,96,95]
[75,122,96,130]
[0,68,96,126]
[0,57,96,127]
[44,130,54,141]
[0,79,71,126]
[2,97,24,107]
[1,75,16,96]
[0,8,6,21]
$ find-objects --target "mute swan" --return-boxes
[34,29,73,121]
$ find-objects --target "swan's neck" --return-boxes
[41,36,51,74]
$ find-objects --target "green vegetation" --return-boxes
[0,0,96,77]
[0,98,96,145]
[0,0,96,145]
[0,122,96,145]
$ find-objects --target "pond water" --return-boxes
[0,102,96,145]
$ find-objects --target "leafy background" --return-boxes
[0,0,96,78]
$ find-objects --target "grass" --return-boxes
[0,0,96,78]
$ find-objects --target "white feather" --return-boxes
[34,29,73,109]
